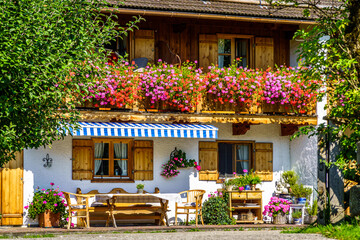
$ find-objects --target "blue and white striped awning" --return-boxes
[71,122,218,139]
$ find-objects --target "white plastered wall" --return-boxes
[23,123,292,225]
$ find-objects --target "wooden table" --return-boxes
[92,193,181,227]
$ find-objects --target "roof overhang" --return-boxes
[101,7,316,25]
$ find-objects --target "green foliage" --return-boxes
[291,210,302,219]
[136,184,144,189]
[281,170,299,187]
[281,222,360,240]
[0,0,142,166]
[202,194,234,225]
[290,184,313,199]
[306,200,318,216]
[227,170,262,188]
[25,183,67,223]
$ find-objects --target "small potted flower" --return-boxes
[136,183,145,194]
[24,183,67,228]
[292,210,302,225]
[290,183,312,204]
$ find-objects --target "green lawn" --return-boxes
[282,223,360,240]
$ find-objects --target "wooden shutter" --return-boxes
[199,34,218,69]
[133,140,153,180]
[0,151,23,226]
[134,30,155,64]
[198,141,219,181]
[72,139,93,180]
[255,37,274,70]
[254,142,273,181]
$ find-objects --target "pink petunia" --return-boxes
[50,182,54,186]
[24,205,29,209]
[43,201,47,204]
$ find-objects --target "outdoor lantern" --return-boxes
[43,154,53,168]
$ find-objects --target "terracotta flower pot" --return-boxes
[38,210,60,228]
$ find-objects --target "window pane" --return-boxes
[235,39,248,68]
[104,38,117,53]
[218,55,231,68]
[218,39,231,54]
[114,143,128,159]
[236,161,249,174]
[118,36,127,56]
[236,145,249,160]
[94,143,109,158]
[114,160,128,176]
[218,143,233,175]
[95,160,109,175]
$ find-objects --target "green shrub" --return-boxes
[202,194,233,225]
[292,210,302,219]
[291,183,312,198]
[306,200,318,216]
[281,170,298,187]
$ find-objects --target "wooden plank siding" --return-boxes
[116,15,296,66]
[0,152,24,226]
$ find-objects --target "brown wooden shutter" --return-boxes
[133,140,153,180]
[198,141,219,181]
[0,151,23,225]
[134,30,155,64]
[199,34,218,69]
[72,139,93,180]
[254,142,273,181]
[255,37,274,70]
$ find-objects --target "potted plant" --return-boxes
[24,183,67,228]
[305,200,318,224]
[263,197,290,224]
[248,172,262,190]
[292,210,302,225]
[224,178,234,191]
[281,170,299,193]
[136,183,145,194]
[290,184,312,204]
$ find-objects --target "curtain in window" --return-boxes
[236,145,249,174]
[114,143,128,176]
[94,142,105,175]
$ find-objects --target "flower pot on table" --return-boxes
[293,218,302,225]
[38,210,60,228]
[297,197,306,204]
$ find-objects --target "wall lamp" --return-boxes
[43,154,53,168]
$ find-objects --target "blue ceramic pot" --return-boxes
[245,185,251,190]
[297,197,306,204]
[294,218,302,225]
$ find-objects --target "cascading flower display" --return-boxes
[84,61,138,108]
[161,149,200,178]
[82,60,323,115]
[137,60,205,111]
[262,197,291,218]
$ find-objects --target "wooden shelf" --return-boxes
[228,190,263,224]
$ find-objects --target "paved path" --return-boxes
[15,230,333,240]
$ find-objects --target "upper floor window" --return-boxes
[104,35,128,58]
[218,36,251,68]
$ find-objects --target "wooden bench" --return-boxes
[76,187,166,227]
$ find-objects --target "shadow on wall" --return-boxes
[291,135,318,192]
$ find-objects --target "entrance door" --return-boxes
[0,151,24,225]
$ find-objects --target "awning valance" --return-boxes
[72,122,218,139]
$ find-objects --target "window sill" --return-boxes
[91,179,135,183]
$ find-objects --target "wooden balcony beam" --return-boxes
[77,111,318,125]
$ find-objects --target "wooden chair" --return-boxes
[175,190,206,226]
[63,192,90,229]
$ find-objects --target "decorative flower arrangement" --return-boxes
[227,169,261,191]
[204,61,263,108]
[81,60,322,115]
[84,61,138,108]
[138,60,205,111]
[161,149,201,178]
[262,197,291,218]
[24,183,67,222]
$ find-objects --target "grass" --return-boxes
[186,228,202,232]
[22,234,55,239]
[281,223,360,240]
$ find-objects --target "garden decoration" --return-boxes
[24,183,67,228]
[136,183,145,194]
[83,61,322,115]
[202,192,234,225]
[305,200,318,224]
[161,148,200,178]
[263,197,290,225]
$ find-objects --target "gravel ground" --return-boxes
[14,230,333,240]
